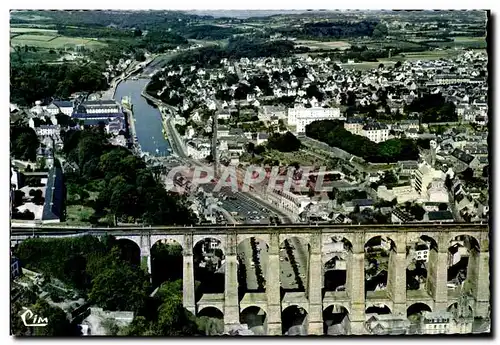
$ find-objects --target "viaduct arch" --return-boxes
[11,223,489,335]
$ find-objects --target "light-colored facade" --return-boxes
[412,162,446,198]
[186,141,211,160]
[427,179,450,203]
[377,185,419,204]
[288,107,343,133]
[361,123,389,143]
[344,121,364,136]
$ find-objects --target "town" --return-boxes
[10,9,490,337]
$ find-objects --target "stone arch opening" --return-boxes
[198,306,224,319]
[282,305,308,336]
[240,306,268,336]
[115,238,141,267]
[407,302,432,334]
[447,235,480,291]
[194,237,225,294]
[365,304,391,317]
[324,236,352,294]
[406,235,437,292]
[365,236,395,294]
[237,237,269,296]
[323,304,349,335]
[150,239,183,288]
[197,306,224,335]
[280,237,310,294]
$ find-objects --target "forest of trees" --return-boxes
[12,235,221,336]
[10,62,108,106]
[275,20,379,39]
[10,126,39,161]
[169,37,308,67]
[62,128,196,225]
[405,93,457,123]
[306,120,420,163]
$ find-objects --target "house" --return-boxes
[420,311,451,335]
[256,133,269,145]
[415,243,430,262]
[455,194,474,212]
[36,125,61,137]
[361,123,389,143]
[344,117,365,136]
[399,160,419,176]
[450,148,480,170]
[47,100,74,116]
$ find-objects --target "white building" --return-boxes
[36,125,61,137]
[415,243,430,262]
[361,123,389,143]
[186,141,211,160]
[412,162,446,198]
[427,179,449,203]
[266,187,313,220]
[377,185,419,204]
[78,100,121,114]
[287,106,343,133]
[46,101,74,116]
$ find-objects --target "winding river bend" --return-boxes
[114,78,171,156]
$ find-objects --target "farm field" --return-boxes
[11,34,107,49]
[10,27,58,34]
[295,40,351,51]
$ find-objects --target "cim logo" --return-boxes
[20,307,48,327]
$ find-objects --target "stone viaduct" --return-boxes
[11,223,490,335]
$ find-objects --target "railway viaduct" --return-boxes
[11,223,490,335]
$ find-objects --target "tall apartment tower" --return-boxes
[212,111,220,178]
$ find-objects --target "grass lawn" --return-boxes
[65,205,95,224]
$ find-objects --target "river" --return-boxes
[114,78,171,157]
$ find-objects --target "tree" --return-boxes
[88,248,151,312]
[409,204,425,221]
[30,299,79,336]
[461,167,474,182]
[438,203,448,211]
[372,23,388,38]
[13,190,25,207]
[267,131,301,152]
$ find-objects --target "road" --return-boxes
[201,185,271,225]
[279,237,309,290]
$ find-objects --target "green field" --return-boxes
[295,39,351,51]
[11,35,106,49]
[10,27,58,34]
[13,34,57,41]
